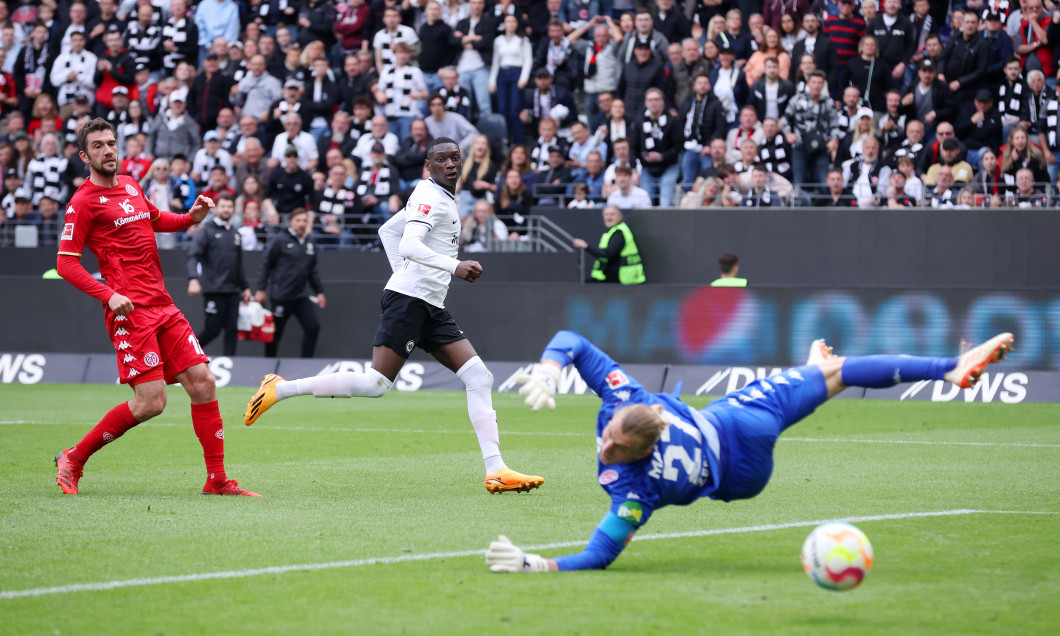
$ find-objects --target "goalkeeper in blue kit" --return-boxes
[485,330,1014,573]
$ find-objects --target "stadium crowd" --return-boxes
[1,0,1060,251]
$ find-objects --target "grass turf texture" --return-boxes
[1,384,1057,635]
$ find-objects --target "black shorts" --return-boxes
[373,290,466,358]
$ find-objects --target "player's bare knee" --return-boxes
[182,366,217,402]
[133,388,167,420]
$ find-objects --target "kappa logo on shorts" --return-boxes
[115,327,129,336]
[114,315,127,322]
[122,354,136,363]
[417,204,431,215]
[598,469,619,485]
[405,340,415,353]
[143,352,160,367]
[125,184,138,196]
[128,368,139,377]
[605,369,630,389]
[61,223,74,240]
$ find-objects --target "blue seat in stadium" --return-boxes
[477,114,509,158]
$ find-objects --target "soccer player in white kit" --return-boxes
[245,137,544,494]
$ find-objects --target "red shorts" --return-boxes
[105,304,208,385]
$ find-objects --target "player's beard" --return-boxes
[91,156,118,178]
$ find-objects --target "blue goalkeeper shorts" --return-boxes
[703,365,828,502]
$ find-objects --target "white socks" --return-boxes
[275,369,393,400]
[456,356,507,474]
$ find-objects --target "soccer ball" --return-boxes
[801,522,874,591]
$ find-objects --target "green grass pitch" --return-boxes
[1,384,1058,635]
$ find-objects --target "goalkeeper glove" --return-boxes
[485,535,550,573]
[515,363,561,411]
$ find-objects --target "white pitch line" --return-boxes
[1,509,1055,601]
[5,420,1059,447]
[781,437,1060,449]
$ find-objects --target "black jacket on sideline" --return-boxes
[257,228,323,301]
[187,217,248,294]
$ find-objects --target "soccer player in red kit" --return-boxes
[53,118,260,497]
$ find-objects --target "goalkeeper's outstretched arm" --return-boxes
[517,330,629,411]
[486,511,637,573]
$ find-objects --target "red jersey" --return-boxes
[58,175,174,307]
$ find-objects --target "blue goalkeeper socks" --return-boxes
[840,355,958,389]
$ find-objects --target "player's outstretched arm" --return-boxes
[487,511,635,573]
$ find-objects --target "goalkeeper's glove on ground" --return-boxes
[516,363,560,411]
[485,535,549,573]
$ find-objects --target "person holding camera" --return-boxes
[781,70,840,191]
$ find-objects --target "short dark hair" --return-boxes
[289,207,308,219]
[217,193,236,205]
[426,137,458,155]
[719,253,739,274]
[809,69,827,81]
[76,118,114,154]
[428,91,445,105]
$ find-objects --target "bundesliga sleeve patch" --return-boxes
[605,369,630,389]
[61,223,74,241]
[616,501,644,526]
[418,204,431,215]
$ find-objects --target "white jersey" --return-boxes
[382,179,461,308]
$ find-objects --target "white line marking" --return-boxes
[7,419,1058,446]
[2,509,1055,600]
[781,437,1060,449]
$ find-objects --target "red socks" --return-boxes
[71,402,139,464]
[191,401,227,484]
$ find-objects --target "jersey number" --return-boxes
[188,334,204,355]
[650,412,705,484]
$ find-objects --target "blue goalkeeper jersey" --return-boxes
[541,331,724,548]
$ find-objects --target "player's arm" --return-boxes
[486,503,646,573]
[378,211,408,273]
[516,330,633,411]
[397,217,461,274]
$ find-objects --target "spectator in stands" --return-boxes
[146,88,198,160]
[269,112,318,172]
[1023,69,1048,134]
[940,10,990,114]
[845,35,891,113]
[733,138,761,175]
[25,133,68,207]
[335,0,371,60]
[418,1,454,96]
[234,136,271,195]
[818,167,858,206]
[869,0,915,87]
[124,4,162,74]
[670,38,711,109]
[354,142,398,234]
[791,12,838,94]
[456,133,498,218]
[709,43,747,126]
[500,144,537,193]
[237,173,269,220]
[958,89,1003,170]
[750,56,796,123]
[726,106,766,164]
[266,145,313,215]
[121,134,151,180]
[1001,125,1051,183]
[192,130,234,186]
[491,13,532,144]
[605,164,652,208]
[297,0,337,50]
[495,168,532,237]
[567,182,595,208]
[679,73,728,184]
[311,163,357,249]
[352,115,399,168]
[777,12,806,54]
[392,118,431,190]
[93,30,136,112]
[189,52,234,133]
[536,147,573,206]
[437,66,473,120]
[715,9,753,66]
[425,92,478,155]
[997,57,1027,141]
[823,0,866,78]
[571,150,606,201]
[196,0,240,64]
[302,58,337,142]
[1009,166,1049,206]
[239,55,284,124]
[653,0,692,44]
[758,117,794,182]
[926,165,959,207]
[51,31,96,110]
[924,137,974,186]
[843,136,889,207]
[348,97,374,145]
[1015,0,1053,86]
[837,107,876,164]
[570,16,622,132]
[267,78,306,138]
[617,39,665,117]
[901,59,955,138]
[375,41,427,140]
[616,7,669,65]
[452,0,496,122]
[462,198,508,252]
[527,116,569,173]
[169,155,196,214]
[567,121,607,179]
[533,19,580,91]
[602,137,641,197]
[878,89,907,154]
[982,11,1015,88]
[741,163,783,207]
[632,87,681,207]
[202,166,235,202]
[522,67,578,140]
[885,170,919,207]
[745,28,791,87]
[971,147,1003,202]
